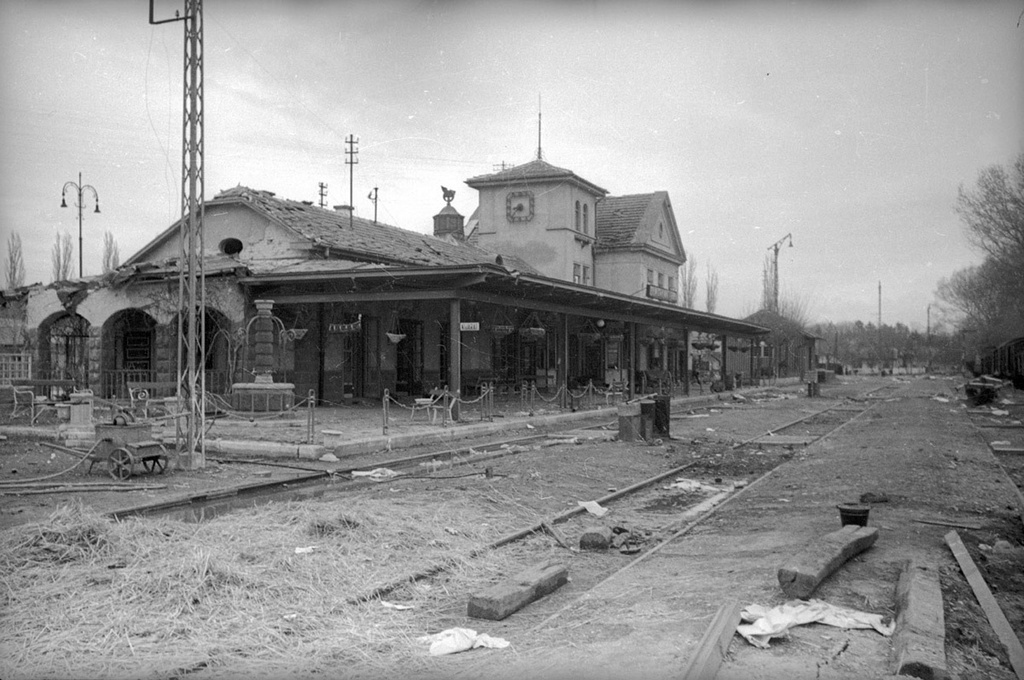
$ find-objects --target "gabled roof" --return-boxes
[465,158,608,196]
[126,186,538,274]
[595,191,686,263]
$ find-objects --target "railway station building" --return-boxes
[3,154,768,412]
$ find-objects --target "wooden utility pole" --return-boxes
[345,135,358,229]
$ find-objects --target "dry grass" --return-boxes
[0,491,559,680]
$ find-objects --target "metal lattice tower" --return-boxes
[151,0,206,468]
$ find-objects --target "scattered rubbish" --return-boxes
[444,527,460,535]
[733,480,748,489]
[351,467,398,481]
[319,453,339,462]
[612,528,645,554]
[578,500,609,517]
[859,492,889,504]
[991,409,1009,416]
[418,627,510,656]
[932,396,950,403]
[252,470,272,478]
[663,478,721,493]
[706,428,716,432]
[282,613,298,621]
[541,521,575,552]
[737,600,894,648]
[991,441,1012,447]
[526,423,535,429]
[992,539,1015,553]
[381,601,414,611]
[294,546,318,554]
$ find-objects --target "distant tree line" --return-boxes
[809,319,962,373]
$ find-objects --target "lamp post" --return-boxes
[60,172,100,278]
[767,233,793,313]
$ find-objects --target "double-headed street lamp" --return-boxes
[60,172,100,278]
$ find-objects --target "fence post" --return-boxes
[306,389,316,444]
[382,389,390,435]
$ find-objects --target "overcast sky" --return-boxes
[2,0,1022,330]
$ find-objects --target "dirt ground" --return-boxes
[1,376,1022,680]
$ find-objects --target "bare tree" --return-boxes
[937,152,1024,349]
[102,231,120,273]
[4,231,25,289]
[680,256,698,309]
[51,231,73,282]
[705,262,719,314]
[777,289,813,327]
[955,153,1024,270]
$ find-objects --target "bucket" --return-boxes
[837,504,870,527]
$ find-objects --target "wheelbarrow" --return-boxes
[87,423,171,481]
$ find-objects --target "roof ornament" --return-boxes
[441,186,456,205]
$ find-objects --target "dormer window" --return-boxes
[575,201,581,230]
[219,238,243,256]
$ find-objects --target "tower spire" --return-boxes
[536,94,543,161]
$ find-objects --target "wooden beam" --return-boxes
[945,531,1024,680]
[777,525,879,599]
[680,600,743,680]
[270,289,460,304]
[467,560,569,621]
[449,299,461,421]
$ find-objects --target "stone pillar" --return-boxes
[253,299,276,384]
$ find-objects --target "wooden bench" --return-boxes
[10,379,78,424]
[127,381,178,418]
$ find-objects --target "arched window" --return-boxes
[574,201,581,230]
[583,203,589,234]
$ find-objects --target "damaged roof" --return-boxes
[596,193,660,248]
[127,186,538,275]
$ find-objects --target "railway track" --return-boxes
[111,386,883,526]
[129,393,881,613]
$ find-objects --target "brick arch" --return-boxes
[99,308,159,399]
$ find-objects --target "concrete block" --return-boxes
[891,560,951,679]
[579,525,613,550]
[777,525,878,599]
[467,560,568,621]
